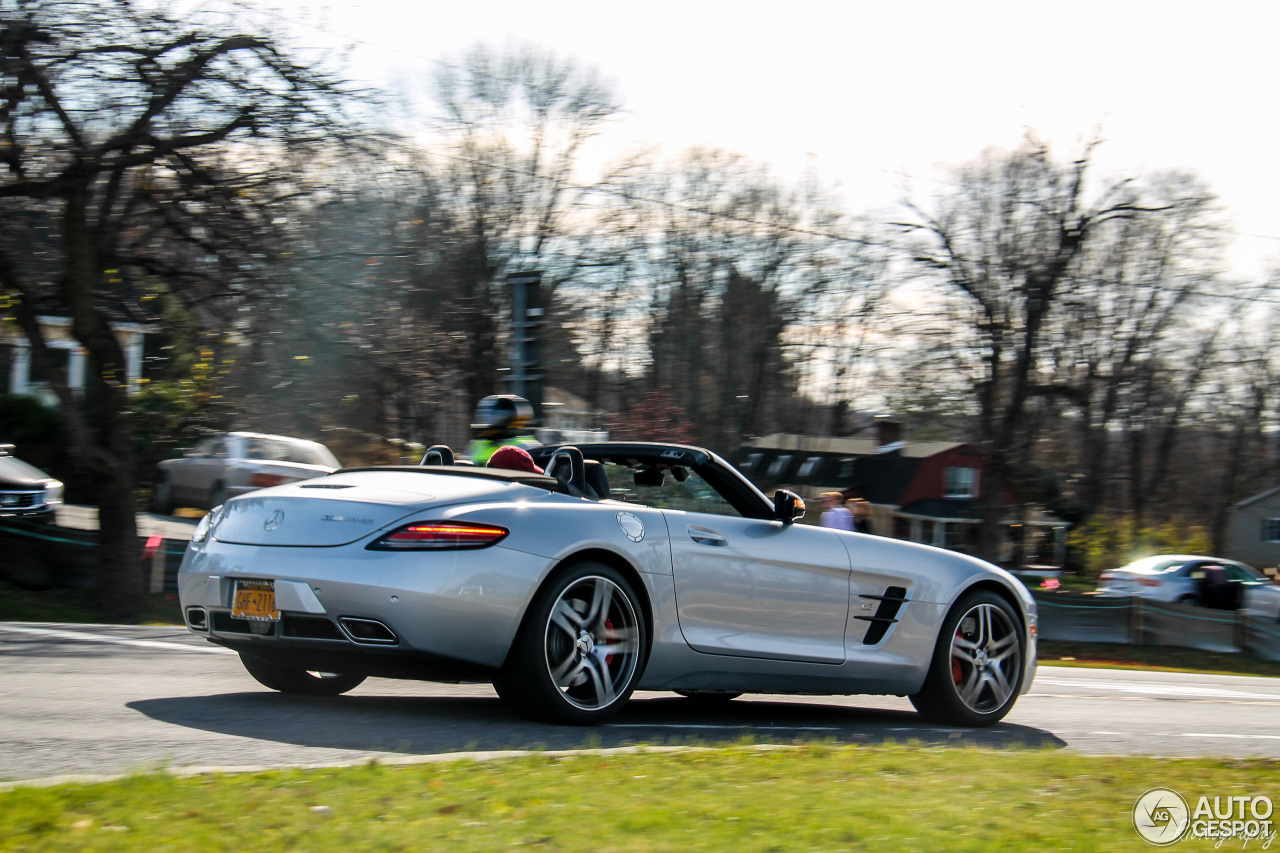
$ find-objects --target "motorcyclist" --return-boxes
[467,394,541,465]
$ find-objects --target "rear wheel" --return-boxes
[494,561,647,725]
[238,653,366,696]
[909,590,1024,727]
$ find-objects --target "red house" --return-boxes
[737,431,1067,566]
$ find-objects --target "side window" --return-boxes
[766,454,792,479]
[944,467,978,498]
[797,456,823,478]
[211,440,228,459]
[601,461,742,518]
[1263,519,1280,542]
[738,452,763,474]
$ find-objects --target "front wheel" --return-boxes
[909,590,1025,727]
[239,653,366,696]
[494,562,647,725]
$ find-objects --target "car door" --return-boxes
[1228,563,1280,619]
[182,437,229,506]
[665,508,852,664]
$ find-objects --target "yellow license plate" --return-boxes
[232,581,279,621]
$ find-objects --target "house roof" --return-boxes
[747,433,965,459]
[1231,486,1280,510]
[843,453,921,505]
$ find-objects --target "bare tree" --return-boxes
[400,44,622,419]
[898,136,1208,561]
[0,0,356,617]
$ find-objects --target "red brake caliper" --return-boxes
[605,620,614,667]
[951,630,964,684]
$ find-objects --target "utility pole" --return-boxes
[508,272,543,421]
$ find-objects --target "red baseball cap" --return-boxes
[487,445,543,474]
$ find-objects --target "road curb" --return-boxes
[0,744,800,792]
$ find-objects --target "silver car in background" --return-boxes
[1096,554,1280,620]
[178,441,1037,727]
[154,431,340,513]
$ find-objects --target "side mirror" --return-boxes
[773,489,806,524]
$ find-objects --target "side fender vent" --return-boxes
[857,585,908,646]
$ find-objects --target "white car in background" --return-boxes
[1096,554,1280,621]
[154,432,340,513]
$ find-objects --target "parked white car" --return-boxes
[1096,554,1280,621]
[154,432,340,513]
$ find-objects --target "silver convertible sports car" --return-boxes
[178,442,1037,726]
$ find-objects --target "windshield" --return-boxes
[243,438,339,468]
[1120,556,1190,574]
[599,460,743,518]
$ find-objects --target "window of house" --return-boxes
[944,467,978,498]
[766,454,792,478]
[1264,518,1280,543]
[797,456,823,478]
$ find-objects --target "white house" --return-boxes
[1224,487,1280,569]
[1,316,151,406]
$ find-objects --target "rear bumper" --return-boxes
[178,538,553,670]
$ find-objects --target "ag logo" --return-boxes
[1134,787,1190,845]
[263,509,285,531]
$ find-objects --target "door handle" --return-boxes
[687,525,727,546]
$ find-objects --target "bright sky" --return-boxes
[259,0,1280,280]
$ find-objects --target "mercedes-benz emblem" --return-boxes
[264,509,285,531]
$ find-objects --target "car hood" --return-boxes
[0,456,55,489]
[209,469,551,546]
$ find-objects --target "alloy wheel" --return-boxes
[543,575,641,711]
[948,602,1021,713]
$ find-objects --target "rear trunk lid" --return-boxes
[210,469,547,546]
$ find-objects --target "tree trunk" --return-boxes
[63,183,143,619]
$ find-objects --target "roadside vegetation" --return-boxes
[1037,640,1280,678]
[2,744,1277,851]
[0,581,180,627]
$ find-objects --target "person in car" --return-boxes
[487,444,544,474]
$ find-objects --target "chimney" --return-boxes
[875,416,902,450]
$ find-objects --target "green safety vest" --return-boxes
[468,436,540,466]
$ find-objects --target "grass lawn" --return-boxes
[2,745,1276,851]
[1038,640,1280,678]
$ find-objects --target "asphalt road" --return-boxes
[3,622,1280,785]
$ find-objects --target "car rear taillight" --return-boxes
[1138,578,1162,587]
[250,473,290,488]
[1099,573,1115,582]
[367,521,509,551]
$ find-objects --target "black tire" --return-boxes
[494,561,647,725]
[1177,594,1200,607]
[675,690,742,703]
[239,653,366,696]
[909,589,1025,727]
[152,477,172,515]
